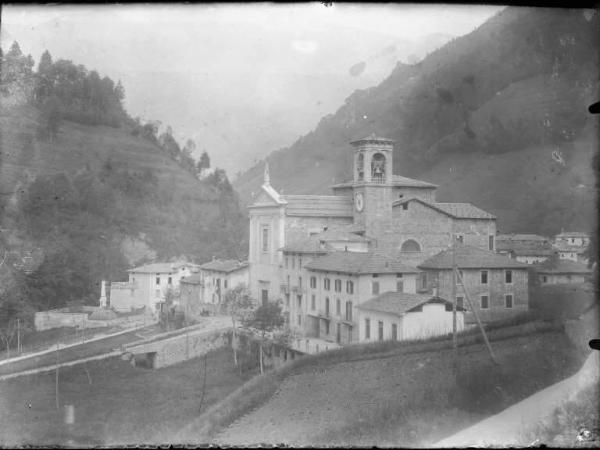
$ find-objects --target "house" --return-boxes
[552,231,590,264]
[357,292,465,342]
[496,234,555,264]
[109,261,199,315]
[247,135,508,345]
[303,251,421,344]
[536,258,591,285]
[418,243,530,324]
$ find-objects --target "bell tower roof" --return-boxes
[350,134,395,146]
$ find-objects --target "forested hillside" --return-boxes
[0,42,248,327]
[234,7,599,235]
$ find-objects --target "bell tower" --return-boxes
[350,134,395,238]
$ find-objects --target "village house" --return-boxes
[109,261,199,315]
[496,233,555,264]
[536,258,591,285]
[179,259,249,317]
[247,135,526,346]
[357,292,465,342]
[418,243,530,324]
[552,231,590,264]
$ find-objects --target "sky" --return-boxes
[1,3,505,176]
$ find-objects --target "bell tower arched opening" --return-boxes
[371,153,386,183]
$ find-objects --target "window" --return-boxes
[336,298,341,316]
[505,294,513,309]
[456,296,464,310]
[285,257,289,269]
[454,234,464,243]
[402,203,408,210]
[261,226,270,252]
[297,314,301,326]
[489,235,495,251]
[481,270,488,285]
[224,280,228,289]
[542,275,548,283]
[421,273,427,290]
[299,257,302,269]
[392,323,398,341]
[168,276,172,285]
[365,318,371,339]
[325,297,330,316]
[372,281,379,295]
[310,276,317,289]
[345,301,353,321]
[156,276,161,285]
[480,295,489,309]
[297,295,302,308]
[396,280,404,292]
[298,276,302,289]
[346,280,354,294]
[505,270,513,284]
[401,239,421,252]
[324,278,331,290]
[311,294,316,311]
[325,321,330,335]
[378,321,384,341]
[291,257,295,270]
[261,289,268,306]
[335,279,342,292]
[285,293,290,307]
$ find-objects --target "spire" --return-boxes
[264,161,270,185]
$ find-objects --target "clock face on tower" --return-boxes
[355,192,364,212]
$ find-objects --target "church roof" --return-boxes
[199,259,248,273]
[393,198,496,220]
[350,134,395,146]
[357,292,463,316]
[304,251,420,275]
[280,195,353,218]
[418,243,528,270]
[331,175,437,189]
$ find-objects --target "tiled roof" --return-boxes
[555,231,589,238]
[553,242,588,253]
[418,243,529,270]
[280,195,353,218]
[496,238,556,256]
[180,274,203,284]
[350,134,395,145]
[199,259,249,273]
[129,262,197,274]
[536,259,591,274]
[304,251,420,275]
[281,236,331,254]
[357,292,463,316]
[393,198,495,220]
[496,234,550,242]
[331,175,437,189]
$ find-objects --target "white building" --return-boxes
[357,292,465,342]
[553,231,590,264]
[109,261,199,315]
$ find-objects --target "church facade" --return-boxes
[247,135,527,344]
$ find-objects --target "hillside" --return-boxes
[0,62,248,316]
[234,7,599,235]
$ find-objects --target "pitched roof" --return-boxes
[279,195,353,218]
[496,234,550,242]
[536,259,591,274]
[199,259,248,273]
[304,251,420,275]
[129,262,197,274]
[316,229,371,243]
[357,292,463,316]
[418,243,529,270]
[555,231,589,238]
[350,133,395,146]
[393,198,495,220]
[496,237,556,256]
[553,242,588,253]
[331,175,437,189]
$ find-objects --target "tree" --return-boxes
[197,150,211,175]
[35,50,54,103]
[160,286,181,330]
[223,283,254,367]
[243,300,285,374]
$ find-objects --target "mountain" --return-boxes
[233,7,599,236]
[0,55,248,314]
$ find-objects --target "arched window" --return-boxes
[400,239,421,252]
[371,153,386,182]
[357,153,364,180]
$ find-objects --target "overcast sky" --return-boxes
[1,3,504,176]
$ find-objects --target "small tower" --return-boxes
[99,280,107,308]
[350,134,395,237]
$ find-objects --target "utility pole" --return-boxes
[455,268,499,365]
[55,340,60,411]
[17,319,20,355]
[451,238,458,374]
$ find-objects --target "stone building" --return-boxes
[496,234,555,264]
[418,243,530,324]
[552,231,590,264]
[247,134,527,345]
[536,258,591,285]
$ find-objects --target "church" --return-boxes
[247,135,529,346]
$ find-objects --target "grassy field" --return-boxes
[0,346,252,446]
